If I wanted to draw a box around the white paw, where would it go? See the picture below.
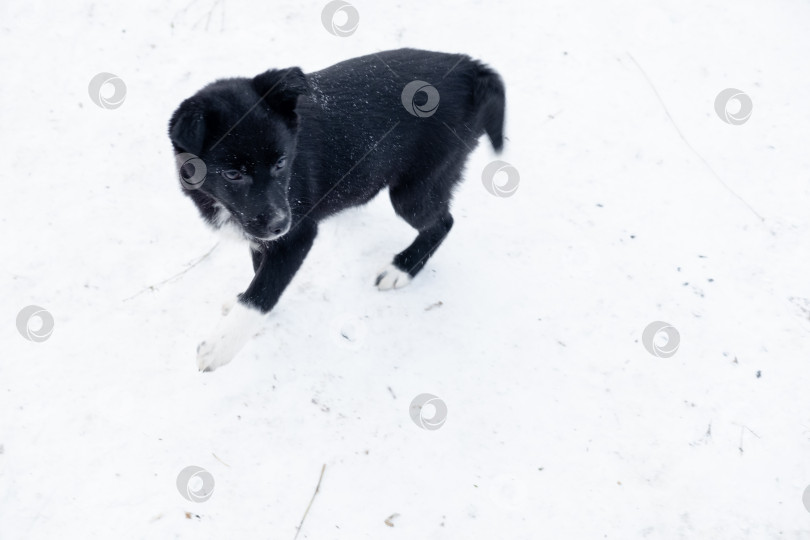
[196,302,265,372]
[221,297,237,316]
[196,339,234,372]
[375,264,412,291]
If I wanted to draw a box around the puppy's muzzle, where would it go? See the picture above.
[245,212,291,240]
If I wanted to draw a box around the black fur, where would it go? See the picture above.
[169,48,506,314]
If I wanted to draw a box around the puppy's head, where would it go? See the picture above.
[169,68,309,242]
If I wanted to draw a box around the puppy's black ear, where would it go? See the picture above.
[252,68,309,126]
[169,99,206,155]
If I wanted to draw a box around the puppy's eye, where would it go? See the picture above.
[221,169,243,181]
[274,156,287,170]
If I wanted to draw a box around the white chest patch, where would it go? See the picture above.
[212,202,232,227]
[211,203,259,249]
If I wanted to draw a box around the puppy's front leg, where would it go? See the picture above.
[196,222,318,372]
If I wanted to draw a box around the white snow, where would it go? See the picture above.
[2,0,810,538]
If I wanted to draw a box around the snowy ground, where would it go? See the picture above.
[2,0,810,538]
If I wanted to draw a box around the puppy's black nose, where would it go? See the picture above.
[248,213,289,238]
[268,214,289,236]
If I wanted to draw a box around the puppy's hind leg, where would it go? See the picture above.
[375,181,454,291]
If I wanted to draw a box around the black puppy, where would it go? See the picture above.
[169,48,505,371]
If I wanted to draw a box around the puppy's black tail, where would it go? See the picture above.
[473,63,506,153]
